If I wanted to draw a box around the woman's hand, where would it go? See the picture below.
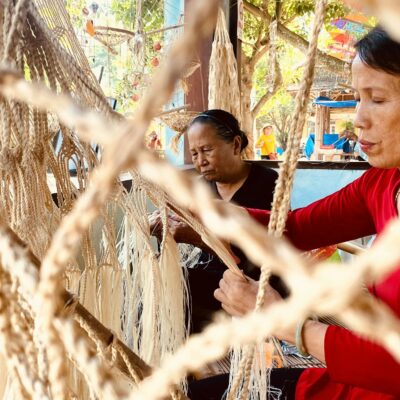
[149,210,163,240]
[149,211,204,247]
[167,215,204,247]
[214,270,282,317]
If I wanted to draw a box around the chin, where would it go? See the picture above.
[368,155,400,169]
[202,174,216,181]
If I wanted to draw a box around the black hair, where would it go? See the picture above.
[188,109,249,151]
[355,26,400,75]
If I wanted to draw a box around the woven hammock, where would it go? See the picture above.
[0,0,214,398]
[0,1,375,400]
[208,8,241,121]
[159,110,198,133]
[94,27,132,49]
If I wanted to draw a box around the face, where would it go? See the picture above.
[352,56,400,168]
[187,122,241,182]
[263,126,272,135]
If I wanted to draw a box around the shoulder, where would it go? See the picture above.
[249,163,279,181]
[357,167,399,189]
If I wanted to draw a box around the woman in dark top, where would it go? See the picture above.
[151,109,278,331]
[187,110,277,208]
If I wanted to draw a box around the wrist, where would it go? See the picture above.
[277,318,317,345]
[296,317,318,357]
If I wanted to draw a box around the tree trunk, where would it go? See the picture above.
[241,58,255,159]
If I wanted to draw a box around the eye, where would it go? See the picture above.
[372,98,385,104]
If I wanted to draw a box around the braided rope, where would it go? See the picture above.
[228,1,329,398]
[0,2,399,400]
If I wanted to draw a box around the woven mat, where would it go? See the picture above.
[192,314,344,380]
[194,350,325,380]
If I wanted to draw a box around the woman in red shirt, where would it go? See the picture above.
[192,27,400,399]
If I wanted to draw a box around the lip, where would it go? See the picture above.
[359,139,377,152]
[201,170,214,175]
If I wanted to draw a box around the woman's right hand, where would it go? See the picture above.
[214,270,281,317]
[149,211,204,247]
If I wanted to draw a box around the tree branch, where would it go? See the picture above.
[243,0,349,74]
[251,58,283,116]
[249,43,270,70]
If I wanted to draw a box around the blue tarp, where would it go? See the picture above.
[304,133,346,158]
[314,100,357,108]
[314,96,357,109]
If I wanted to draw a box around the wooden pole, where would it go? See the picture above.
[314,105,322,159]
[314,105,330,160]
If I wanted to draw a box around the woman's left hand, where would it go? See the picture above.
[214,270,282,317]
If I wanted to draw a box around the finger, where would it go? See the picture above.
[168,213,183,222]
[148,211,161,226]
[223,269,244,283]
[214,287,228,304]
[219,278,231,298]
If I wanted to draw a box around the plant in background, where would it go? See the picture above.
[340,120,354,131]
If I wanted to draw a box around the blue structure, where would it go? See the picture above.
[313,97,357,109]
[304,134,346,158]
[304,97,357,158]
[291,168,365,208]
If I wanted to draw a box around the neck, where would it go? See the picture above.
[216,162,250,201]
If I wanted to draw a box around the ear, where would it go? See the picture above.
[233,136,242,155]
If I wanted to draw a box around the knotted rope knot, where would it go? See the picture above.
[0,147,21,170]
[47,114,60,140]
[21,151,34,170]
[107,331,120,364]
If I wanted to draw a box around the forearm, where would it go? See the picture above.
[279,320,328,363]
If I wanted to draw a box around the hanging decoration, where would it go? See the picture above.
[326,13,371,62]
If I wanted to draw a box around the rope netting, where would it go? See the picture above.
[0,0,399,400]
[208,8,242,123]
[225,2,328,399]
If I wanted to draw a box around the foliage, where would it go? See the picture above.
[111,0,164,32]
[66,0,166,114]
[257,90,296,150]
[241,0,355,138]
[339,120,355,131]
[66,0,87,27]
[282,0,348,22]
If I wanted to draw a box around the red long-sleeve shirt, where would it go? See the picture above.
[247,167,400,399]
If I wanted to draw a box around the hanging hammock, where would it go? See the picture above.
[208,8,242,122]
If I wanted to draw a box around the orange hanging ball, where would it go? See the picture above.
[151,57,159,67]
[153,41,162,51]
[86,20,95,37]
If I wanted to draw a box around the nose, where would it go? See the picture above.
[353,101,371,131]
[197,153,209,166]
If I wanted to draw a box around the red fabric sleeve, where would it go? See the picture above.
[325,325,400,395]
[246,208,270,226]
[247,171,376,251]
